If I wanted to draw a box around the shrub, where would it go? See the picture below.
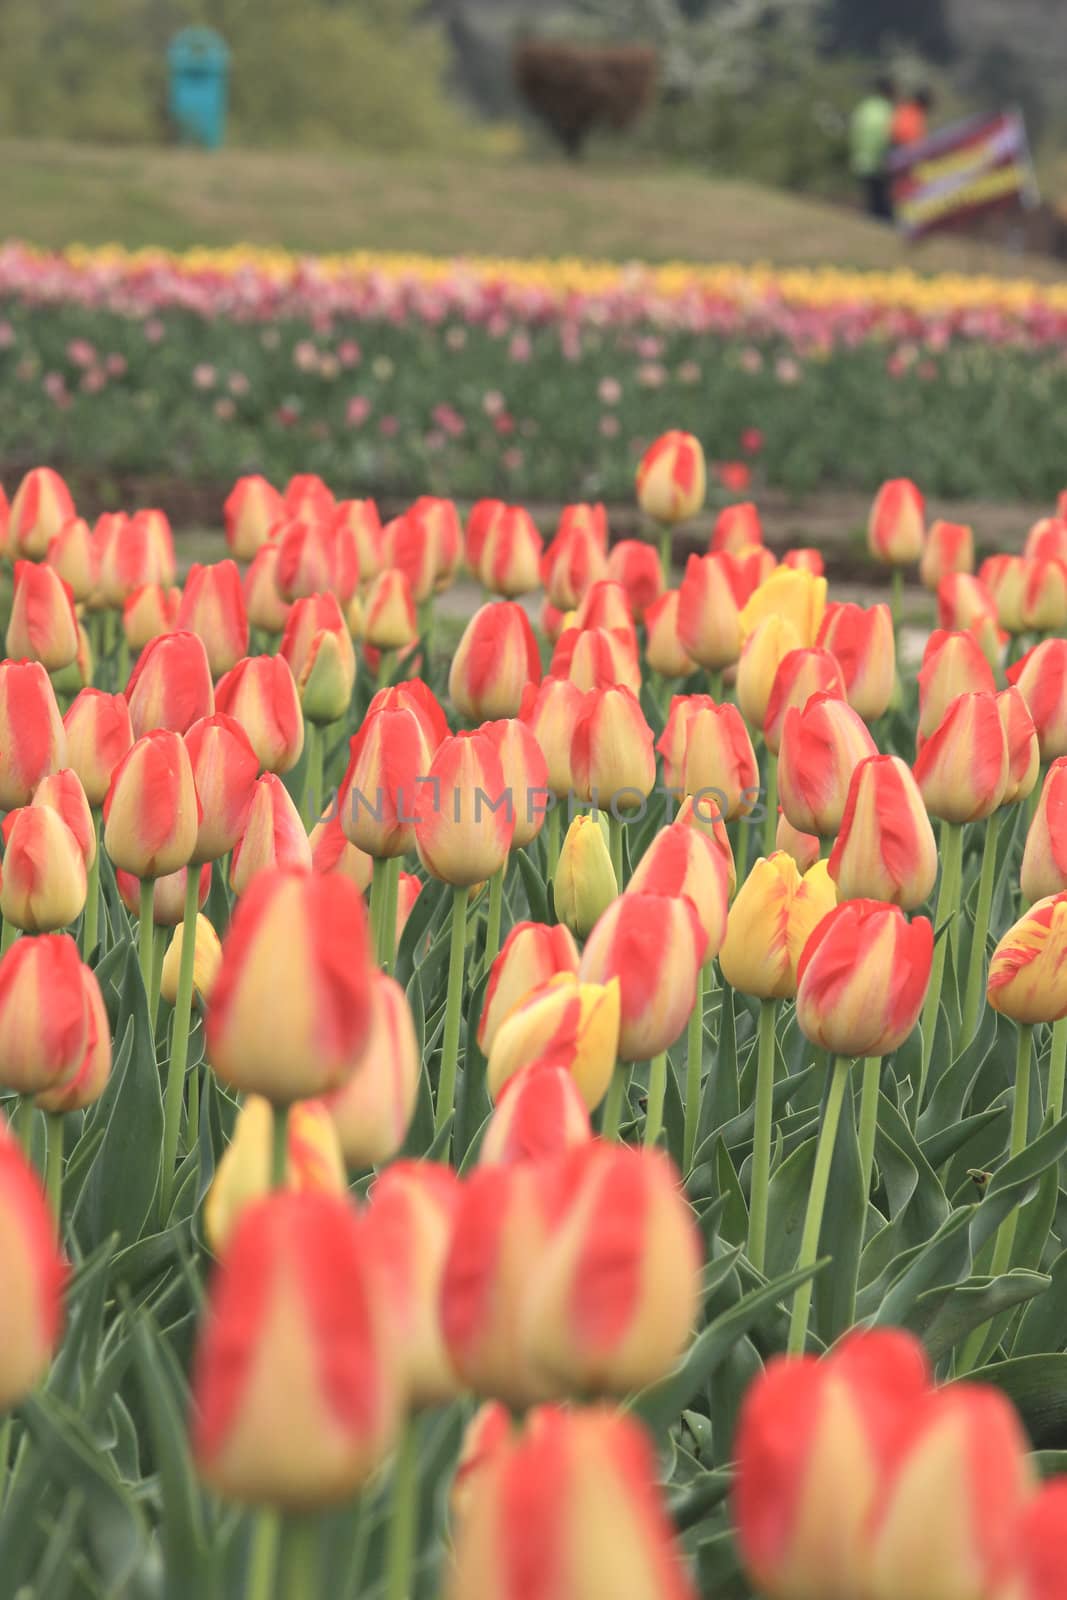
[513,40,658,157]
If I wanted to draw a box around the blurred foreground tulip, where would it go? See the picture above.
[324,972,420,1168]
[0,1127,67,1409]
[478,921,579,1056]
[0,934,89,1094]
[711,499,762,553]
[480,1063,592,1167]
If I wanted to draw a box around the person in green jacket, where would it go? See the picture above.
[850,76,896,222]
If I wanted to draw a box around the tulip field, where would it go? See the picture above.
[3,429,1067,1600]
[5,243,1067,504]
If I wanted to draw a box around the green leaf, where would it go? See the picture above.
[814,1070,865,1345]
[919,1105,1006,1171]
[917,1272,1051,1364]
[131,1314,209,1596]
[629,1259,826,1435]
[970,1114,1067,1260]
[1014,1248,1067,1358]
[967,1354,1067,1450]
[514,846,548,925]
[870,1208,973,1327]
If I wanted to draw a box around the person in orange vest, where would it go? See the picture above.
[892,87,932,149]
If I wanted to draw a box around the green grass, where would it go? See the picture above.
[1,138,1060,277]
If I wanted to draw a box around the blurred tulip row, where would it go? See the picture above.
[1,434,1067,1598]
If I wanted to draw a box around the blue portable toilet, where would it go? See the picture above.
[168,27,230,150]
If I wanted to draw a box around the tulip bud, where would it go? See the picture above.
[868,477,925,564]
[364,1161,462,1407]
[123,584,180,653]
[636,430,706,523]
[449,601,541,721]
[938,571,998,635]
[572,579,637,636]
[553,813,618,940]
[230,773,312,895]
[175,560,249,679]
[363,567,417,650]
[45,517,95,603]
[126,631,215,739]
[366,679,448,752]
[273,518,336,603]
[797,899,932,1056]
[243,544,291,635]
[0,660,66,809]
[1021,556,1067,633]
[279,594,356,725]
[989,1481,1067,1600]
[0,1127,67,1410]
[865,1386,1034,1600]
[830,754,937,910]
[981,554,1027,634]
[988,892,1067,1023]
[284,473,333,522]
[207,869,373,1103]
[480,1063,592,1167]
[730,544,778,601]
[415,731,515,887]
[579,893,706,1059]
[763,648,846,755]
[446,1406,698,1600]
[776,811,821,873]
[59,690,131,809]
[677,552,744,671]
[520,675,584,798]
[817,600,896,721]
[524,1143,702,1396]
[439,1163,554,1406]
[642,590,695,679]
[184,713,259,864]
[920,520,974,589]
[779,692,878,837]
[0,933,89,1093]
[35,962,111,1113]
[6,561,79,672]
[720,853,836,1000]
[733,1328,931,1600]
[487,971,621,1109]
[100,507,176,603]
[782,547,825,576]
[542,521,607,610]
[484,717,549,850]
[204,1094,346,1253]
[103,730,200,879]
[605,539,663,617]
[116,862,211,928]
[466,499,505,575]
[711,499,762,553]
[476,505,543,597]
[340,707,432,860]
[914,692,1009,824]
[309,810,373,891]
[323,971,420,1168]
[379,509,437,603]
[1022,758,1067,904]
[160,912,222,1007]
[571,686,655,812]
[479,920,580,1056]
[918,629,997,739]
[998,685,1040,806]
[333,498,383,581]
[736,614,804,731]
[214,656,305,774]
[192,1190,399,1508]
[9,467,75,562]
[223,474,284,560]
[1007,638,1067,762]
[628,821,729,955]
[0,806,87,932]
[659,696,759,821]
[31,768,95,867]
[1025,514,1067,561]
[551,624,641,697]
[675,794,737,895]
[740,567,827,650]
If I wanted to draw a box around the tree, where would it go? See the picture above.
[821,0,955,65]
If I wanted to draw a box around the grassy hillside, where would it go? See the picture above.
[1,138,1059,276]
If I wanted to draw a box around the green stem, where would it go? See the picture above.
[608,813,624,886]
[278,1513,318,1600]
[787,1055,851,1354]
[734,805,751,887]
[989,1024,1034,1279]
[961,809,1000,1044]
[137,880,155,1009]
[385,1420,419,1600]
[150,922,165,1030]
[159,869,200,1224]
[376,649,395,691]
[0,917,18,955]
[917,819,964,1117]
[1050,1016,1067,1123]
[858,1055,881,1207]
[545,803,561,879]
[81,815,101,959]
[683,962,706,1172]
[369,856,389,967]
[658,522,672,579]
[381,856,401,977]
[271,1103,290,1189]
[891,565,904,634]
[435,885,469,1136]
[15,1097,35,1160]
[644,1052,667,1147]
[246,1511,279,1600]
[747,998,777,1273]
[762,748,778,857]
[45,1112,64,1228]
[484,864,504,975]
[301,720,323,828]
[708,668,723,703]
[601,1064,628,1141]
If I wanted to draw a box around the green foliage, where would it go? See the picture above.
[0,0,469,150]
